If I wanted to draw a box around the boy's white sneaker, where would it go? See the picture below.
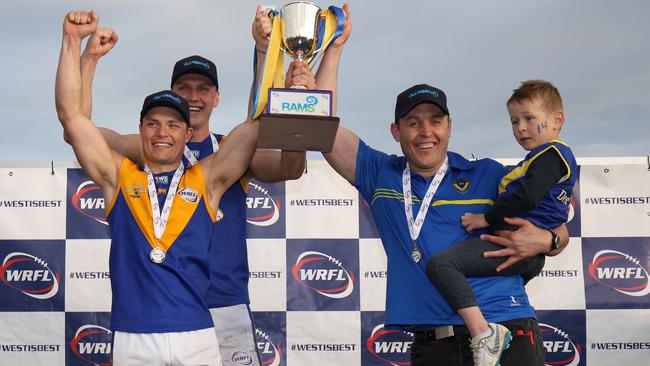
[469,322,512,366]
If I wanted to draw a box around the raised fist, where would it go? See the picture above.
[63,10,98,40]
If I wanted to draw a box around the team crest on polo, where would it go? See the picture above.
[361,312,412,366]
[246,180,285,238]
[537,310,586,366]
[253,312,286,366]
[0,240,65,311]
[359,194,380,238]
[583,237,650,308]
[65,312,112,366]
[452,178,470,194]
[66,168,110,239]
[287,239,359,310]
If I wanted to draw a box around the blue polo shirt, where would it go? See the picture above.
[354,140,536,327]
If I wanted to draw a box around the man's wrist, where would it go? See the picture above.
[81,52,101,63]
[544,228,560,254]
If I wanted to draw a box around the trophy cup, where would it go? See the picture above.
[253,2,344,152]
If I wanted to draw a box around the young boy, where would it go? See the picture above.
[426,80,577,366]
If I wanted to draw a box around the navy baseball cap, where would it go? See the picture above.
[394,84,449,123]
[140,90,190,125]
[170,55,219,89]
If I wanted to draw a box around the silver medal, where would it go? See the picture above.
[411,248,422,263]
[150,247,166,264]
[402,157,449,266]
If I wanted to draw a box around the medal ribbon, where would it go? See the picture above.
[183,133,219,166]
[402,156,449,254]
[250,6,344,119]
[144,162,184,250]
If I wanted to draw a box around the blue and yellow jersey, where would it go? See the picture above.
[354,140,535,327]
[498,140,577,229]
[184,133,251,308]
[106,159,216,333]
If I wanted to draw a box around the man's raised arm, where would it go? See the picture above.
[55,11,119,196]
[203,120,260,210]
[314,4,359,184]
[245,6,306,183]
[77,21,143,164]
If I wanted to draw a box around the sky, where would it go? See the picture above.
[1,0,648,163]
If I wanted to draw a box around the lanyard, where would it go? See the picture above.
[183,133,219,166]
[143,162,184,263]
[402,156,449,263]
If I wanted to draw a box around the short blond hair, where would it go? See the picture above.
[507,80,563,114]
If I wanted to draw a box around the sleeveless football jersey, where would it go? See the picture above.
[106,159,216,332]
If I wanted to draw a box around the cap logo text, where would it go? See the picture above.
[409,89,438,98]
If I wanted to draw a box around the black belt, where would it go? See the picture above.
[413,325,469,342]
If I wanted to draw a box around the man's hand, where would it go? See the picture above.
[82,27,118,61]
[480,217,552,272]
[330,4,351,48]
[285,60,316,89]
[252,5,272,52]
[63,10,98,40]
[461,212,488,233]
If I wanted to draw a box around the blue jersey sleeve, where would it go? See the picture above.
[353,139,392,202]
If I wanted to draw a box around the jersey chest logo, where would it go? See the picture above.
[452,178,470,194]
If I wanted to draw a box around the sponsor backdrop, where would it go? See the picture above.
[1,158,649,366]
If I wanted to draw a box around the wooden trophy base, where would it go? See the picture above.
[257,113,340,152]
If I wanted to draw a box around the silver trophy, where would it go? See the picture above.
[280,2,321,63]
[257,2,341,152]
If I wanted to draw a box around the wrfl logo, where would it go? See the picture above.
[281,95,318,113]
[70,324,113,366]
[1,252,61,300]
[255,328,281,366]
[539,323,581,366]
[291,250,355,299]
[365,323,412,366]
[588,249,650,296]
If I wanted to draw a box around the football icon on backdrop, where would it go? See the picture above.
[291,250,355,299]
[71,180,107,225]
[0,240,65,311]
[583,235,650,308]
[539,323,582,366]
[588,249,650,297]
[247,182,281,227]
[69,324,112,366]
[287,239,359,311]
[252,312,286,366]
[1,251,61,300]
[66,312,112,366]
[67,168,110,239]
[536,310,585,366]
[361,311,412,366]
[246,180,285,238]
[365,324,412,366]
